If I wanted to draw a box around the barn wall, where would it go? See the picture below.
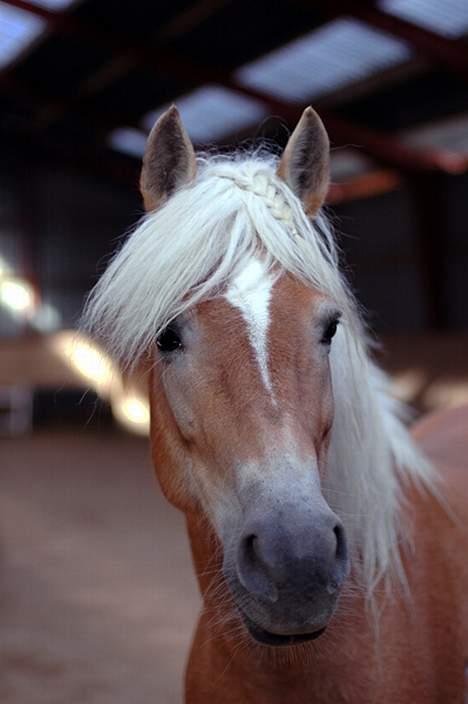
[332,188,426,332]
[333,180,468,333]
[0,157,140,333]
[444,172,468,329]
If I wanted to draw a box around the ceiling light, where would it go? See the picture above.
[0,278,35,316]
[112,393,150,435]
[51,332,116,397]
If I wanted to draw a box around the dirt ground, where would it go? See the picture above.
[0,430,200,704]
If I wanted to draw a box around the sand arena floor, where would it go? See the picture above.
[0,430,200,703]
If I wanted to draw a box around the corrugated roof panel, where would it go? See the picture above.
[143,85,267,144]
[0,1,45,68]
[27,0,79,9]
[330,149,373,180]
[402,114,468,152]
[235,18,412,103]
[381,0,468,38]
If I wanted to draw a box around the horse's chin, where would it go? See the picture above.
[239,609,328,647]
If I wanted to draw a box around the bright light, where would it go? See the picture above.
[51,332,116,397]
[50,331,150,436]
[112,393,150,435]
[0,278,35,315]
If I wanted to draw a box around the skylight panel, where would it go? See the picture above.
[26,0,78,9]
[235,18,412,102]
[109,127,147,158]
[380,0,468,39]
[0,1,45,69]
[402,114,468,153]
[330,149,373,181]
[143,85,267,144]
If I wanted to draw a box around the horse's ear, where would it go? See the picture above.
[140,105,197,212]
[277,106,330,217]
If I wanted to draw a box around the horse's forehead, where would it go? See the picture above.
[196,262,322,338]
[222,260,322,329]
[224,259,276,392]
[195,261,323,393]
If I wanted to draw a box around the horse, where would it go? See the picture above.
[83,105,468,703]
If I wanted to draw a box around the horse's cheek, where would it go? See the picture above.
[148,386,199,514]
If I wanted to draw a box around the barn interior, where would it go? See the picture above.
[1,1,467,702]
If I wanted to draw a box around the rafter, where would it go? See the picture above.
[327,169,400,204]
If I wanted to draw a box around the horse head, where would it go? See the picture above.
[141,106,349,645]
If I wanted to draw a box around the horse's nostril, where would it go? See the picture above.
[237,532,278,602]
[333,523,347,562]
[243,534,258,567]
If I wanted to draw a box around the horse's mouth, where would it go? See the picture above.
[240,611,327,647]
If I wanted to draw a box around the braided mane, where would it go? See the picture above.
[215,172,297,228]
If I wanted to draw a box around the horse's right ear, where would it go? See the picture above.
[140,105,197,212]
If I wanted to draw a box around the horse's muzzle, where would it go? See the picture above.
[227,498,350,646]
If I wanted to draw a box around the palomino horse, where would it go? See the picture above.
[84,105,468,703]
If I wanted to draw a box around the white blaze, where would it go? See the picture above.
[225,258,275,397]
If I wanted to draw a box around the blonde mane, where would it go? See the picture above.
[83,151,436,594]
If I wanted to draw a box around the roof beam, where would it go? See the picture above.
[327,169,400,204]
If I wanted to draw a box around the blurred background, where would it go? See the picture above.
[0,0,467,702]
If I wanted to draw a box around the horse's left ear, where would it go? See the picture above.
[140,105,197,212]
[277,106,330,217]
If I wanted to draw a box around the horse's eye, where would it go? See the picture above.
[156,325,183,353]
[321,317,339,346]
